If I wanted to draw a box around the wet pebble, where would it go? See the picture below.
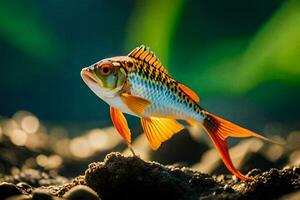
[5,194,31,200]
[247,168,262,177]
[149,129,209,165]
[32,189,54,200]
[292,166,300,174]
[0,182,22,199]
[16,182,32,194]
[279,190,300,200]
[63,185,100,200]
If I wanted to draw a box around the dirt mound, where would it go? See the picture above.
[1,152,299,200]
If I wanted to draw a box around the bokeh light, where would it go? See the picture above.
[287,131,300,149]
[87,129,110,151]
[36,154,63,169]
[266,145,284,162]
[47,154,63,169]
[289,150,300,166]
[2,119,18,136]
[21,115,39,134]
[26,132,47,149]
[36,154,48,167]
[0,125,2,140]
[70,137,93,158]
[10,129,27,146]
[54,138,71,157]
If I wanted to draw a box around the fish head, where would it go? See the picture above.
[81,56,131,98]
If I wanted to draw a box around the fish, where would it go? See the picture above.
[81,45,279,180]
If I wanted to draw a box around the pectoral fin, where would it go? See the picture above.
[110,107,131,145]
[141,117,184,150]
[120,93,151,115]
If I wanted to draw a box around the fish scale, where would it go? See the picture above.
[128,62,204,122]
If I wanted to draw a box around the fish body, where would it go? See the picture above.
[81,45,277,180]
[84,55,203,121]
[127,60,204,121]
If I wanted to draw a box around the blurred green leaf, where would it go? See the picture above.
[125,0,185,66]
[180,38,250,95]
[236,0,300,92]
[183,0,300,95]
[0,1,62,63]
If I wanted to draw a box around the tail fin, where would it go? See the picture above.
[202,111,278,180]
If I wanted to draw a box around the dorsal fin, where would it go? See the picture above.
[178,83,200,102]
[128,45,168,74]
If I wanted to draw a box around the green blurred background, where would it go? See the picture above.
[1,0,300,136]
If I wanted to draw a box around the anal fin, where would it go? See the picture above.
[141,117,184,150]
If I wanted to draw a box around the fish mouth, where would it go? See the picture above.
[81,68,97,84]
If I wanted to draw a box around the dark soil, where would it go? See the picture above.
[0,152,299,200]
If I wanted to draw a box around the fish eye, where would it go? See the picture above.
[98,64,113,76]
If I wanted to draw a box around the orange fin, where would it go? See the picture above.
[128,45,168,74]
[178,83,200,102]
[110,107,131,145]
[141,117,184,150]
[120,93,151,115]
[202,112,249,180]
[202,112,281,180]
[205,112,280,143]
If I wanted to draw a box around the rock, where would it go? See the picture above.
[0,153,299,200]
[85,152,224,200]
[63,185,100,200]
[0,168,68,188]
[0,136,38,174]
[55,175,86,197]
[238,152,275,173]
[123,129,210,166]
[192,138,274,175]
[0,182,22,199]
[149,129,210,166]
[192,148,221,174]
[235,166,300,199]
[16,182,32,194]
[5,194,31,200]
[279,190,300,200]
[32,189,54,200]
